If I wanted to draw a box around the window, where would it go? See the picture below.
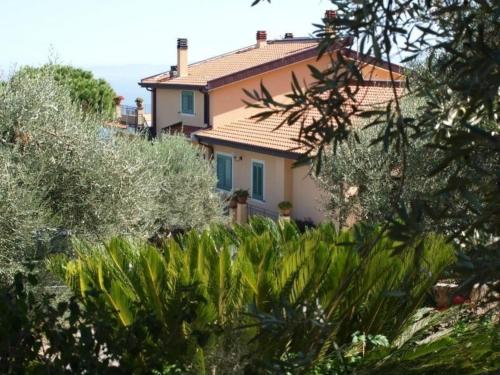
[216,154,232,191]
[181,90,194,115]
[252,161,264,201]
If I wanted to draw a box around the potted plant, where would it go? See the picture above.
[234,189,249,204]
[135,97,144,109]
[113,95,125,105]
[227,193,238,209]
[278,201,293,216]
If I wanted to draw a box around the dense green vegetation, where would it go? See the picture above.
[13,64,116,118]
[0,69,224,282]
[316,122,444,227]
[0,218,453,373]
[249,0,499,282]
[0,0,498,372]
[246,0,499,373]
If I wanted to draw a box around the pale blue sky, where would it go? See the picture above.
[1,0,330,69]
[0,0,331,109]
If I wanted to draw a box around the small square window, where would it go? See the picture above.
[181,91,194,115]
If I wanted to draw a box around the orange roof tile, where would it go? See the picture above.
[141,39,319,87]
[194,85,405,156]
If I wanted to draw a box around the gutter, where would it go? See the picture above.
[194,134,301,160]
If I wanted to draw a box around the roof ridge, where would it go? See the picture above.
[187,44,257,67]
[187,38,319,68]
[269,37,320,43]
[141,39,321,83]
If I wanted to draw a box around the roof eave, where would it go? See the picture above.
[138,37,404,91]
[194,133,302,160]
[138,81,207,90]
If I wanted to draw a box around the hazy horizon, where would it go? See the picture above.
[2,0,330,113]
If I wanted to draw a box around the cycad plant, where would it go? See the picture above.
[50,217,454,373]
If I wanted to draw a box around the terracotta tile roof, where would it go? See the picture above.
[141,39,319,87]
[196,116,308,154]
[162,124,201,137]
[194,85,405,156]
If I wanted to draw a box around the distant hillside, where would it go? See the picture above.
[89,64,165,113]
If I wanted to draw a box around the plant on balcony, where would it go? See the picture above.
[227,193,238,209]
[278,200,293,216]
[233,189,249,204]
[113,95,124,105]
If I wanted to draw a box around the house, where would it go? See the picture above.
[139,12,404,224]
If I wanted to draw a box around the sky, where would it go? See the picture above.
[0,0,331,108]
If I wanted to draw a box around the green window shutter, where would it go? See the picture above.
[216,154,232,191]
[252,162,264,201]
[216,155,224,189]
[181,91,194,114]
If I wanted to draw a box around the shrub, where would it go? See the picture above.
[278,201,293,210]
[0,270,194,373]
[233,189,250,202]
[0,69,224,282]
[0,150,49,283]
[51,217,455,372]
[12,64,116,118]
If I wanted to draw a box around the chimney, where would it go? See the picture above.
[169,65,177,78]
[256,30,267,48]
[177,38,188,77]
[324,10,336,36]
[284,32,294,39]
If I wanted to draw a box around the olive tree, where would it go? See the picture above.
[12,64,116,118]
[246,1,498,371]
[316,96,450,228]
[317,124,445,228]
[249,0,499,280]
[0,69,225,281]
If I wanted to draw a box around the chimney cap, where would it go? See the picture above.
[177,38,188,49]
[256,30,267,41]
[284,32,294,39]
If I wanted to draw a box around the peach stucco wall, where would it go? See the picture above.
[153,53,400,223]
[154,56,401,131]
[156,88,206,132]
[209,55,331,128]
[292,164,327,224]
[213,145,326,223]
[208,56,401,128]
[213,145,289,216]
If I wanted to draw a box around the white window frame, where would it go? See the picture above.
[180,90,195,116]
[215,152,234,192]
[251,159,265,202]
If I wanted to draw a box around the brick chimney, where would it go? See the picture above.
[324,10,336,36]
[284,33,294,39]
[256,30,267,48]
[177,38,188,77]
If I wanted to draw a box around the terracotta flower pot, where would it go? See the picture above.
[237,196,248,204]
[280,208,291,216]
[229,198,238,209]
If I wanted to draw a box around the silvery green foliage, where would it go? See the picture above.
[136,136,226,234]
[0,150,48,282]
[316,123,443,227]
[0,69,224,281]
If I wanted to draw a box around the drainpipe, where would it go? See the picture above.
[151,88,157,138]
[203,90,210,128]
